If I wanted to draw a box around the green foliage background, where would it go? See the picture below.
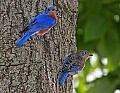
[76,0,120,93]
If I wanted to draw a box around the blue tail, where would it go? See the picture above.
[58,72,69,86]
[16,33,31,48]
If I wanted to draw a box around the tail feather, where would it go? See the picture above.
[16,33,31,48]
[58,72,69,86]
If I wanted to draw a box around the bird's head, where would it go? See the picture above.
[78,50,93,61]
[44,6,56,15]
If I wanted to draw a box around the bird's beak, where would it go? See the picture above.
[89,54,93,56]
[50,10,54,13]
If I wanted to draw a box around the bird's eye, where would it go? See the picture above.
[82,53,84,55]
[82,52,86,55]
[48,9,50,11]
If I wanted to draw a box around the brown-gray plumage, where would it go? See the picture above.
[58,50,93,86]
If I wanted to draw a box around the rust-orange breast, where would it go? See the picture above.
[37,28,51,35]
[47,11,58,25]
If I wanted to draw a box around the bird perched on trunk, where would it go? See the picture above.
[16,6,58,48]
[58,50,93,86]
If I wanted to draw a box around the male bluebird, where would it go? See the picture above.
[58,50,93,86]
[16,6,58,48]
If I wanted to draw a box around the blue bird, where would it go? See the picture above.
[58,50,93,86]
[16,6,58,48]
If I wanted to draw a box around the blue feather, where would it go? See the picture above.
[16,33,32,48]
[16,6,56,48]
[58,72,69,86]
[16,25,42,48]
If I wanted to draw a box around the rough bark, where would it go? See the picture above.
[0,0,78,93]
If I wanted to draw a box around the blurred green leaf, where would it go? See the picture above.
[108,3,120,15]
[75,73,87,93]
[76,34,96,50]
[77,29,84,35]
[84,16,110,42]
[97,39,106,57]
[76,0,120,93]
[86,77,116,93]
[101,0,116,4]
[105,30,120,67]
[85,0,102,18]
[83,60,91,76]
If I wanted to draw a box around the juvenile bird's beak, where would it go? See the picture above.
[89,54,93,56]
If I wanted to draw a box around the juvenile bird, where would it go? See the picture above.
[16,6,58,48]
[58,50,93,86]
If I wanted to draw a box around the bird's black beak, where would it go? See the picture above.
[89,54,93,56]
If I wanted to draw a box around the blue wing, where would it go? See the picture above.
[68,64,84,72]
[62,54,84,73]
[58,72,69,86]
[58,54,85,86]
[20,14,56,33]
[16,14,56,47]
[63,55,70,65]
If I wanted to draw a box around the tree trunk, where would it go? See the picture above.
[0,0,78,93]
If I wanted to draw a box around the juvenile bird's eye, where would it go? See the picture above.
[82,52,87,55]
[82,53,85,55]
